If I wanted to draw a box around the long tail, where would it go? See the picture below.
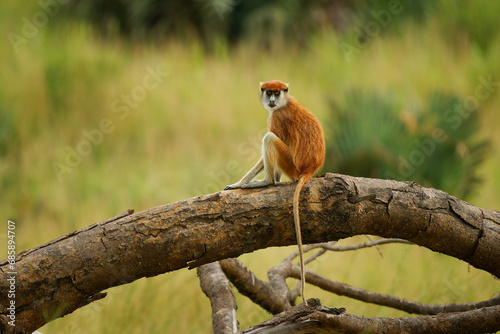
[293,175,308,305]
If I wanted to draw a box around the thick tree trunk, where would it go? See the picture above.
[1,173,499,333]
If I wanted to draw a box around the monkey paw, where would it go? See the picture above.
[224,184,239,190]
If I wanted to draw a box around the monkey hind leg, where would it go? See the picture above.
[263,132,299,182]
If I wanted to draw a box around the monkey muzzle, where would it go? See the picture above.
[268,95,277,108]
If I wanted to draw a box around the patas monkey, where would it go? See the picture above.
[225,80,325,305]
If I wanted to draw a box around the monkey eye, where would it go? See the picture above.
[274,91,280,96]
[266,91,272,96]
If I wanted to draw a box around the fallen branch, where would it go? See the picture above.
[1,173,499,333]
[241,299,500,334]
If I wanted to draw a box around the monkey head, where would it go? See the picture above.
[260,80,289,113]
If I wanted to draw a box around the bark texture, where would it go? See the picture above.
[1,173,499,333]
[241,298,500,334]
[198,262,238,334]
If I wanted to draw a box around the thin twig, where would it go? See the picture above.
[284,238,411,265]
[364,235,385,259]
[321,238,412,252]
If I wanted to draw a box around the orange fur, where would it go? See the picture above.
[260,80,288,92]
[268,94,325,180]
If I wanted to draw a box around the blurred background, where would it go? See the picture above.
[1,0,499,332]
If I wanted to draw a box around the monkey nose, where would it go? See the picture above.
[269,101,276,108]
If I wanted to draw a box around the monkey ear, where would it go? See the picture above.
[284,82,289,93]
[259,82,264,91]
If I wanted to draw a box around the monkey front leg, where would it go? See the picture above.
[225,132,281,190]
[224,157,268,190]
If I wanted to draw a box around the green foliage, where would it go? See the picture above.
[61,0,500,54]
[435,1,500,52]
[350,0,438,24]
[324,91,488,199]
[0,96,16,158]
[62,0,328,49]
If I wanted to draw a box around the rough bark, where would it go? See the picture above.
[198,262,238,334]
[1,173,499,333]
[219,258,291,314]
[240,299,500,334]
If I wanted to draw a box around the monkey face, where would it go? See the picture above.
[260,80,289,113]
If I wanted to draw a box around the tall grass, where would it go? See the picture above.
[1,1,500,333]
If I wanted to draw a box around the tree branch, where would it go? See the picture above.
[241,299,500,334]
[198,262,238,334]
[219,259,291,314]
[1,173,499,333]
[284,265,500,315]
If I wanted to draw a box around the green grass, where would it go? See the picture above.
[1,1,500,333]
